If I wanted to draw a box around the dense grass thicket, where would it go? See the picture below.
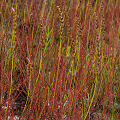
[0,0,120,119]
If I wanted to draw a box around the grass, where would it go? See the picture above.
[0,0,120,119]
